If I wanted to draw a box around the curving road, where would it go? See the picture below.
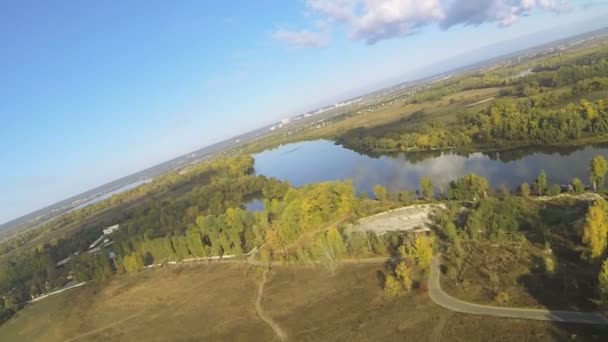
[428,254,608,325]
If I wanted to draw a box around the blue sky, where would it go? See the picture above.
[2,0,608,223]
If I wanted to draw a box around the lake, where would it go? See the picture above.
[68,178,153,212]
[252,140,608,195]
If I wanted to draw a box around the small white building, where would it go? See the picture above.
[103,224,120,235]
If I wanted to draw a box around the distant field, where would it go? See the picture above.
[2,262,606,341]
[0,264,273,342]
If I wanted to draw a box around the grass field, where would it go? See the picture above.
[2,261,607,341]
[0,263,273,342]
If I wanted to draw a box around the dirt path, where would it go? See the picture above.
[255,269,288,341]
[63,311,143,342]
[429,311,452,342]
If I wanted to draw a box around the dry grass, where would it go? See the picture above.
[0,263,273,342]
[1,261,606,341]
[262,263,606,341]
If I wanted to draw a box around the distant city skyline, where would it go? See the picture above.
[2,0,608,224]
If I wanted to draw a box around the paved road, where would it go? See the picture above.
[428,254,608,325]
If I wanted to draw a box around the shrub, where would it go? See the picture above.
[495,291,510,305]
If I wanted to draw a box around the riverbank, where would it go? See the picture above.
[345,134,608,156]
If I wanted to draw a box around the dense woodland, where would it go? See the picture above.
[339,48,608,153]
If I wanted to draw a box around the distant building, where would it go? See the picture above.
[103,224,120,235]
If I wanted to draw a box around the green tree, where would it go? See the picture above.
[536,170,548,196]
[373,185,388,201]
[582,200,608,261]
[446,173,489,201]
[590,155,608,191]
[548,184,561,196]
[420,177,434,200]
[572,177,585,194]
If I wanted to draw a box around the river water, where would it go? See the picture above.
[252,140,608,195]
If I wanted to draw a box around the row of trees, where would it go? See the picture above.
[338,46,608,154]
[341,98,608,152]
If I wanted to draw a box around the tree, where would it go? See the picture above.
[316,227,346,275]
[395,262,413,293]
[590,155,608,191]
[572,177,585,194]
[446,174,489,201]
[124,253,144,273]
[544,255,557,276]
[384,275,403,296]
[520,183,531,197]
[536,170,548,196]
[420,177,434,200]
[413,235,434,271]
[582,200,608,261]
[373,185,388,201]
[548,184,561,196]
[599,259,608,303]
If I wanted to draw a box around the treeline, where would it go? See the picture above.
[339,46,608,154]
[340,98,608,152]
[0,156,254,257]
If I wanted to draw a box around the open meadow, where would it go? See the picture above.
[1,261,606,341]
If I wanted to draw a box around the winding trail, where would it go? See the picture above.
[255,269,288,341]
[428,254,608,325]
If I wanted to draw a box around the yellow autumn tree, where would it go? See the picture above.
[395,262,413,293]
[582,200,608,261]
[414,235,435,271]
[124,253,144,273]
[384,275,403,296]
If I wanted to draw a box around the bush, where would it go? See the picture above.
[572,177,585,194]
[548,184,562,196]
[495,290,510,305]
[520,183,531,198]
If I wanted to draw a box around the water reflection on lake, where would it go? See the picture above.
[252,140,608,195]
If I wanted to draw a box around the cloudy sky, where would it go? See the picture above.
[1,0,608,224]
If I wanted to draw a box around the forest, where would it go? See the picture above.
[338,47,608,153]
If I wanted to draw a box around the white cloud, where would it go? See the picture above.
[306,0,357,22]
[296,0,567,45]
[272,28,329,48]
[441,0,564,29]
[351,0,445,44]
